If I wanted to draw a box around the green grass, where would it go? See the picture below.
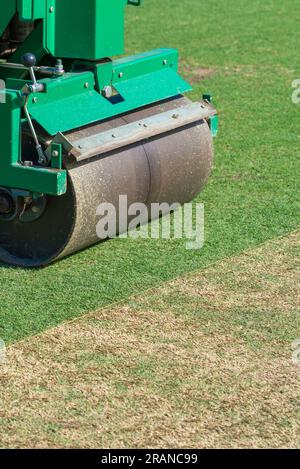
[1,0,300,344]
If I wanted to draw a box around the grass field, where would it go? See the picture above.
[0,0,300,450]
[0,0,299,344]
[1,231,299,448]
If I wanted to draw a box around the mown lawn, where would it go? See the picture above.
[1,0,299,344]
[1,231,299,448]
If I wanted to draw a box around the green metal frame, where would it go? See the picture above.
[1,0,141,59]
[0,0,215,197]
[0,91,66,195]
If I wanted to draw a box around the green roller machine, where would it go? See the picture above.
[0,0,217,267]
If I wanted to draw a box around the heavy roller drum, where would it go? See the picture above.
[0,96,213,267]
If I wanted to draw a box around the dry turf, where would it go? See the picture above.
[0,230,299,449]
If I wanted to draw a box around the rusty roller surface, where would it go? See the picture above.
[0,97,213,267]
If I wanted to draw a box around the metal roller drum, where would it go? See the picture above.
[0,97,213,267]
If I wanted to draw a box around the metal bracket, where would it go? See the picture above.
[52,102,216,163]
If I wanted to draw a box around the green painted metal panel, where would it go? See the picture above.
[17,0,34,20]
[0,91,21,168]
[81,48,177,91]
[28,68,191,135]
[9,164,67,196]
[28,71,97,105]
[113,48,179,79]
[24,49,191,135]
[47,0,127,59]
[45,0,56,54]
[31,92,104,134]
[13,0,141,59]
[210,115,219,138]
[0,2,202,195]
[17,0,48,21]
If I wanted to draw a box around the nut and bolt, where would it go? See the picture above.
[55,59,64,75]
